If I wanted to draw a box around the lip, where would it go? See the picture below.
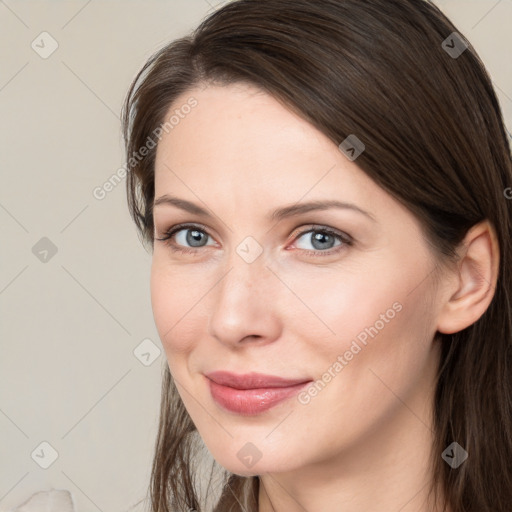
[205,371,312,415]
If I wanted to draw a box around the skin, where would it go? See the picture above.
[150,82,499,512]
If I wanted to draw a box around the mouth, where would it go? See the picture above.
[204,371,313,415]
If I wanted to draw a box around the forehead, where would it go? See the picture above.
[153,83,378,207]
[156,83,331,168]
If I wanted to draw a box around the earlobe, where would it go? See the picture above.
[436,220,499,335]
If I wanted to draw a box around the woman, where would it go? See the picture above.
[121,0,512,510]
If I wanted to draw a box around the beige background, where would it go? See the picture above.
[0,1,511,511]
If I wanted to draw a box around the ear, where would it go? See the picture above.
[436,220,500,335]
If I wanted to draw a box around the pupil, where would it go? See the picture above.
[188,230,205,247]
[313,232,332,249]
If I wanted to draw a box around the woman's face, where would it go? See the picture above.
[151,82,445,476]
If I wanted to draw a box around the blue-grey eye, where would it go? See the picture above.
[295,230,343,251]
[175,228,214,248]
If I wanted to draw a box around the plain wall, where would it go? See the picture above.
[0,1,511,511]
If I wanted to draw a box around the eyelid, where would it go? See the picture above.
[288,224,352,243]
[155,222,216,245]
[156,222,353,255]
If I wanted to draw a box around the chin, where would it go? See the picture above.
[213,451,298,477]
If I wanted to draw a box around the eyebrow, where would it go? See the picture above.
[153,194,376,223]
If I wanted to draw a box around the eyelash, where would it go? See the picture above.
[155,223,353,257]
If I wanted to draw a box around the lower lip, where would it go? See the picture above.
[207,378,312,415]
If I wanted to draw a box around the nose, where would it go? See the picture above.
[207,250,281,348]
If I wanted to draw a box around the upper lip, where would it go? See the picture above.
[205,371,312,390]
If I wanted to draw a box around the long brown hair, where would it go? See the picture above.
[121,1,512,510]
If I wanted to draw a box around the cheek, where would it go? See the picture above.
[326,286,437,420]
[150,255,221,371]
[150,259,198,356]
[299,260,438,409]
[293,293,438,462]
[280,263,405,356]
